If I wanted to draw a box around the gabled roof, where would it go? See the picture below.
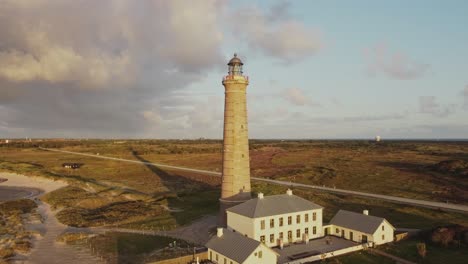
[205,229,260,263]
[226,193,323,218]
[329,210,393,234]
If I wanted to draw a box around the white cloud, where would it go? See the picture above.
[365,43,430,80]
[231,2,322,63]
[419,96,454,117]
[462,85,468,108]
[280,88,318,106]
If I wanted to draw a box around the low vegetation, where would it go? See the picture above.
[0,199,38,261]
[84,232,194,264]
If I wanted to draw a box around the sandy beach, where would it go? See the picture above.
[0,173,67,194]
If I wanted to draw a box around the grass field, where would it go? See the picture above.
[1,139,467,231]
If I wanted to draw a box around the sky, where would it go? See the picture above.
[0,0,467,139]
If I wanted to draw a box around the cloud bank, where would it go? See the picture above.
[0,0,225,137]
[365,44,430,80]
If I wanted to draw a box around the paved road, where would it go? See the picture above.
[39,147,468,214]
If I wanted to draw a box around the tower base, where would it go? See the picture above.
[218,196,251,227]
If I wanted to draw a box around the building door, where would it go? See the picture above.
[350,231,354,241]
[341,230,345,238]
[362,235,368,243]
[324,227,329,235]
[288,231,293,243]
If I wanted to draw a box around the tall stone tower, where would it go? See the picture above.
[219,54,252,226]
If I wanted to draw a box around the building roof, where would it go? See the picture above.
[205,229,260,263]
[226,193,323,218]
[329,210,393,234]
[227,53,243,66]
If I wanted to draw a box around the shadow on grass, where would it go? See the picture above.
[130,150,219,227]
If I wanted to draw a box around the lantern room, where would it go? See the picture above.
[227,53,243,76]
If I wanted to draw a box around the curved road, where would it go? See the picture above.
[39,147,468,214]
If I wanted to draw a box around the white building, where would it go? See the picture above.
[206,191,395,264]
[325,210,395,245]
[206,228,278,264]
[226,189,323,248]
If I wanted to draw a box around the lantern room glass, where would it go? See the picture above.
[228,65,243,76]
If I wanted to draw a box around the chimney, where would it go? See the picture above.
[258,193,264,199]
[363,210,369,215]
[217,228,223,237]
[286,189,293,196]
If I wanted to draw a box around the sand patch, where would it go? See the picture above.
[0,172,67,194]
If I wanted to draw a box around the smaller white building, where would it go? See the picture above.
[206,228,278,264]
[325,210,395,245]
[226,189,323,248]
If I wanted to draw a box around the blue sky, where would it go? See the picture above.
[0,0,467,139]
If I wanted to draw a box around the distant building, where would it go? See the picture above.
[62,163,83,169]
[375,136,381,142]
[226,190,323,248]
[325,210,395,245]
[206,228,278,264]
[5,139,9,144]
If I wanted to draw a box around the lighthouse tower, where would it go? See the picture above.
[219,54,252,226]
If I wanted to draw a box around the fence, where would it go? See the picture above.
[147,252,208,264]
[284,244,367,264]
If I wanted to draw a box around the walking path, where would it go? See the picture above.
[40,147,468,214]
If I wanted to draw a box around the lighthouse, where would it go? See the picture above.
[219,54,252,226]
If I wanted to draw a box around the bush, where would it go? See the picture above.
[416,242,427,258]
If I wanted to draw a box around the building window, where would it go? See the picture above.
[216,254,219,261]
[279,232,283,239]
[288,231,292,240]
[288,216,292,225]
[296,229,301,238]
[224,259,227,264]
[382,234,385,240]
[210,251,212,260]
[336,228,339,234]
[270,219,274,228]
[305,213,309,222]
[296,215,301,224]
[313,226,317,235]
[279,217,284,227]
[270,234,274,243]
[313,212,317,221]
[382,225,385,231]
[305,228,309,234]
[261,220,265,230]
[260,235,265,243]
[258,251,262,258]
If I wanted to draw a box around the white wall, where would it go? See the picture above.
[227,212,255,238]
[243,243,277,264]
[372,220,394,245]
[253,208,323,247]
[327,224,373,243]
[208,244,276,264]
[208,248,239,264]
